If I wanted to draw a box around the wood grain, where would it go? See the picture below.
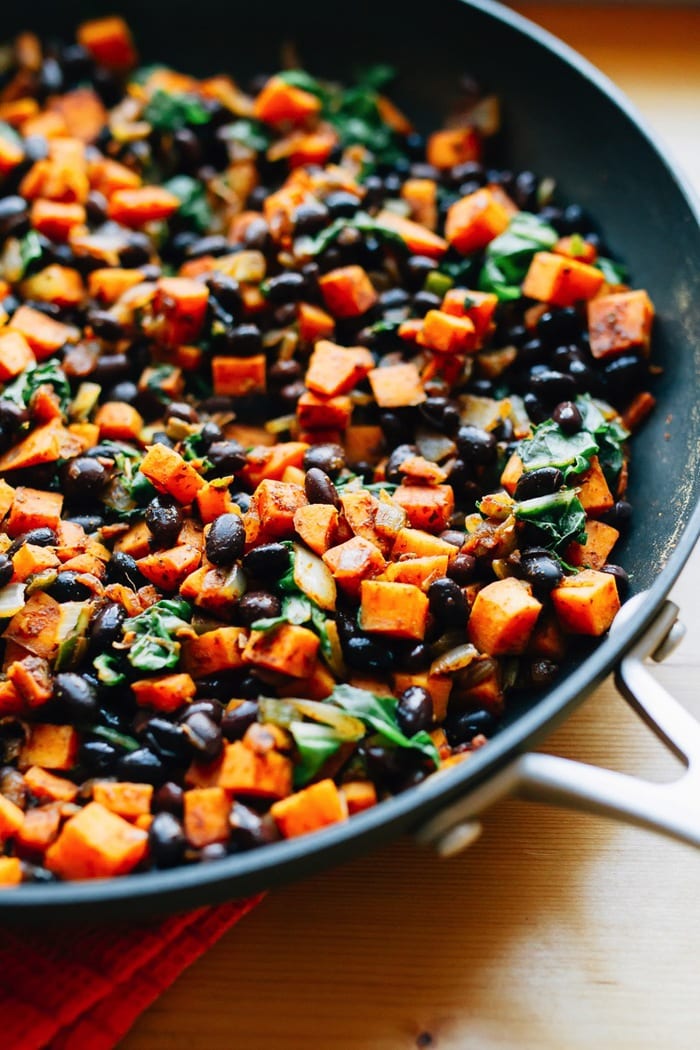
[125,9,700,1049]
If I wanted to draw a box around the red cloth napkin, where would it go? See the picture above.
[0,893,263,1050]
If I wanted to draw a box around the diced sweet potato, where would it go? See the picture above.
[340,780,378,815]
[374,209,447,259]
[500,452,524,495]
[0,133,24,176]
[23,766,79,803]
[94,401,144,442]
[621,391,656,433]
[77,16,137,70]
[0,856,22,886]
[87,267,144,304]
[426,127,481,169]
[136,544,202,590]
[45,801,148,879]
[445,186,516,254]
[7,655,53,707]
[468,577,542,655]
[244,624,320,679]
[212,354,266,397]
[253,75,322,125]
[400,178,438,231]
[0,792,25,840]
[11,543,60,583]
[254,479,308,541]
[155,276,210,346]
[441,287,498,345]
[20,724,79,771]
[554,235,598,264]
[305,340,375,397]
[359,580,429,641]
[0,330,35,382]
[9,304,78,359]
[139,443,206,504]
[194,477,238,524]
[550,568,621,635]
[393,671,452,722]
[384,554,449,591]
[322,535,387,598]
[194,740,292,799]
[391,485,454,533]
[319,265,378,318]
[575,456,615,516]
[521,251,604,307]
[0,422,84,473]
[108,186,180,227]
[239,441,308,489]
[297,391,353,431]
[15,803,62,854]
[182,627,248,677]
[587,290,655,360]
[297,301,335,343]
[131,673,196,713]
[2,591,62,661]
[418,309,477,355]
[184,787,231,848]
[30,199,86,242]
[293,503,339,555]
[392,527,457,561]
[566,520,620,570]
[6,487,63,538]
[270,778,348,838]
[368,363,426,408]
[92,781,154,821]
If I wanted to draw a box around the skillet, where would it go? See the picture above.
[2,0,700,919]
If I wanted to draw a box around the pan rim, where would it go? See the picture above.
[4,0,700,914]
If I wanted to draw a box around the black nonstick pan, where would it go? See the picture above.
[2,0,700,919]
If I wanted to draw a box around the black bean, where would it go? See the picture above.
[601,563,629,599]
[207,440,247,476]
[403,254,438,291]
[199,421,223,449]
[419,397,460,435]
[89,603,126,656]
[117,747,165,785]
[0,554,13,588]
[324,191,360,218]
[385,443,419,484]
[205,271,242,315]
[242,542,290,580]
[243,217,273,253]
[445,708,498,746]
[92,354,130,386]
[0,766,27,810]
[552,400,583,434]
[293,200,330,236]
[180,712,223,759]
[268,359,302,389]
[362,744,415,788]
[186,235,230,259]
[514,466,564,502]
[205,513,246,565]
[518,337,546,367]
[54,673,99,720]
[304,467,339,507]
[519,549,564,597]
[145,495,183,549]
[529,369,578,405]
[238,591,281,628]
[118,232,152,268]
[8,527,56,558]
[603,355,646,399]
[229,801,277,850]
[105,550,147,588]
[222,700,259,741]
[399,642,431,672]
[343,635,393,673]
[264,271,307,304]
[149,811,187,868]
[79,740,119,775]
[428,578,469,628]
[440,529,467,549]
[530,659,559,687]
[142,718,191,762]
[536,307,582,349]
[302,443,346,478]
[0,196,29,240]
[604,499,632,530]
[456,425,497,466]
[183,700,224,725]
[48,571,92,602]
[87,310,123,341]
[412,290,442,317]
[61,456,109,499]
[280,380,305,408]
[397,686,433,736]
[153,782,184,815]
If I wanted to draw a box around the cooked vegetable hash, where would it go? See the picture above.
[0,17,655,883]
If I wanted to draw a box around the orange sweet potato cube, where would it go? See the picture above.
[77,16,137,70]
[445,186,515,254]
[500,452,524,495]
[92,781,154,821]
[23,766,79,803]
[212,354,266,397]
[183,787,231,848]
[341,780,378,815]
[45,801,148,879]
[243,624,320,679]
[427,127,481,170]
[392,527,457,561]
[550,568,621,636]
[139,444,206,504]
[253,75,321,124]
[368,363,426,408]
[587,290,654,360]
[319,265,378,318]
[131,673,197,713]
[94,401,144,442]
[305,340,375,397]
[391,485,454,533]
[108,186,180,227]
[468,577,542,655]
[566,520,620,570]
[9,304,78,360]
[211,740,293,799]
[293,503,340,555]
[441,288,498,344]
[155,276,209,346]
[521,251,604,307]
[0,856,22,885]
[270,778,348,838]
[254,479,307,541]
[136,545,202,591]
[576,456,615,516]
[181,627,247,677]
[418,309,477,355]
[0,792,25,840]
[20,724,79,771]
[0,330,35,381]
[15,803,62,854]
[359,580,429,641]
[322,536,386,599]
[6,486,63,538]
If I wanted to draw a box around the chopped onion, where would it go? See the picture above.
[293,543,337,611]
[0,583,26,619]
[431,642,480,677]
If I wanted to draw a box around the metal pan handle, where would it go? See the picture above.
[416,596,700,857]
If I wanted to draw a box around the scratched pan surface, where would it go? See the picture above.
[2,0,700,919]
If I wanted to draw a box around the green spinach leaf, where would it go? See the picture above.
[289,722,345,787]
[478,212,558,301]
[2,360,71,413]
[163,175,212,233]
[109,598,193,674]
[219,118,272,153]
[519,419,598,479]
[331,684,440,765]
[514,488,587,551]
[143,89,212,131]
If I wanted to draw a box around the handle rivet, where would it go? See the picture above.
[432,820,483,858]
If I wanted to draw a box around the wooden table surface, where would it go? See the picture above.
[126,7,700,1049]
